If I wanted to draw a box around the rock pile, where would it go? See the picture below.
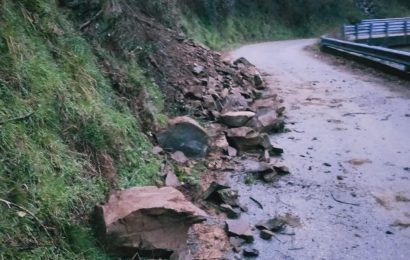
[156,56,285,160]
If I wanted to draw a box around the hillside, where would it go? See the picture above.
[0,0,409,259]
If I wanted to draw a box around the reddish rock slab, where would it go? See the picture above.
[95,186,207,258]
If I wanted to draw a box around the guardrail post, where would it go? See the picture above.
[385,22,389,38]
[355,24,359,40]
[370,23,373,39]
[342,25,346,40]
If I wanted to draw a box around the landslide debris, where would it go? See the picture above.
[95,186,207,259]
[61,2,290,258]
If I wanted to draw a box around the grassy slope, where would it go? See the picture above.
[0,1,163,258]
[180,13,298,50]
[179,1,410,50]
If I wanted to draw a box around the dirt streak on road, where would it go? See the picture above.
[229,39,410,260]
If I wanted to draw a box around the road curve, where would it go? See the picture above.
[229,39,410,260]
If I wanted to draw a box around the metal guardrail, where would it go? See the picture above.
[343,17,410,41]
[320,36,410,73]
[321,18,410,76]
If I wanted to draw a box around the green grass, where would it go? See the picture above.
[178,1,410,50]
[180,13,301,50]
[0,1,163,258]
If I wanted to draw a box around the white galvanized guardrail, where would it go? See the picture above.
[320,36,410,74]
[343,17,410,41]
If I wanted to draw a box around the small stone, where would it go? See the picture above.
[225,219,254,243]
[240,204,249,213]
[260,229,275,240]
[256,218,286,232]
[262,149,270,163]
[171,151,189,164]
[229,237,245,253]
[323,163,332,167]
[262,171,277,183]
[270,145,284,156]
[200,78,208,86]
[165,171,181,187]
[243,247,259,257]
[220,204,240,219]
[192,64,204,75]
[337,175,344,180]
[244,160,274,174]
[227,146,238,157]
[218,189,240,208]
[152,146,164,155]
[233,57,253,67]
[203,182,230,203]
[273,165,290,175]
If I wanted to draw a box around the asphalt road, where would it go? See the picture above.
[228,39,410,260]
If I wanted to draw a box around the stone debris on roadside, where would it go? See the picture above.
[95,186,207,258]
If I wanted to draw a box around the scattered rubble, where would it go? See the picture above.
[148,32,290,256]
[95,186,207,258]
[72,5,292,257]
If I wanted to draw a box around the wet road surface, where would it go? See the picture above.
[229,39,410,260]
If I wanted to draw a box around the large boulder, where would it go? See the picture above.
[157,116,209,158]
[95,186,207,258]
[219,111,255,128]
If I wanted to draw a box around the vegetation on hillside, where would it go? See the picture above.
[177,0,410,49]
[0,1,163,258]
